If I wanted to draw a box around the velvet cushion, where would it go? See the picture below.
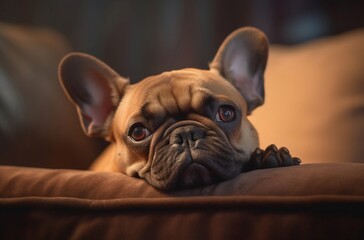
[1,164,364,198]
[1,164,364,239]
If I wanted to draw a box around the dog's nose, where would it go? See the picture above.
[170,125,205,146]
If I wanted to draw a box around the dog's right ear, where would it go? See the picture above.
[58,53,129,140]
[210,27,269,115]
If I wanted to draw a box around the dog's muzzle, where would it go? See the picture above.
[139,120,247,191]
[168,124,218,188]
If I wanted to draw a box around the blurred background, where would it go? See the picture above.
[1,0,363,81]
[0,0,363,169]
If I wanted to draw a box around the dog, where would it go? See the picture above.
[58,27,300,191]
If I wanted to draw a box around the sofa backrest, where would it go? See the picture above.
[250,29,364,163]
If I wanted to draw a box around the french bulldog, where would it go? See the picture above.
[59,27,300,191]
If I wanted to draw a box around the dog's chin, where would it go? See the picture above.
[176,163,218,189]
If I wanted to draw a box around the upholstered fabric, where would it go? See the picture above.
[1,164,364,239]
[1,164,364,198]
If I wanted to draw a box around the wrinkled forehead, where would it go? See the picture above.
[117,68,247,124]
[134,68,245,103]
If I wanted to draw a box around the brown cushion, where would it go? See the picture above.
[1,164,364,239]
[250,29,364,164]
[1,164,364,198]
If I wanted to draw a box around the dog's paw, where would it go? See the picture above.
[246,144,301,171]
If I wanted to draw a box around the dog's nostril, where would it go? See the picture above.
[171,134,183,144]
[170,131,186,145]
[191,128,204,141]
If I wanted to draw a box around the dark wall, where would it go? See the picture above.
[1,0,363,81]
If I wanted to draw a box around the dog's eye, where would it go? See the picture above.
[129,124,151,141]
[215,105,236,122]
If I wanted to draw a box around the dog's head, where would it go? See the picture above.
[59,27,268,191]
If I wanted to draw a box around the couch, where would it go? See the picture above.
[1,25,363,239]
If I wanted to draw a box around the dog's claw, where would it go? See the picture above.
[266,144,279,153]
[293,157,302,165]
[246,144,301,171]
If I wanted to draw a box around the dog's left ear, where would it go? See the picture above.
[210,27,269,114]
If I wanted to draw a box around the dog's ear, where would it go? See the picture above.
[59,52,129,140]
[210,27,269,114]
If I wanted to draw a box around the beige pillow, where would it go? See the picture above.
[250,29,364,163]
